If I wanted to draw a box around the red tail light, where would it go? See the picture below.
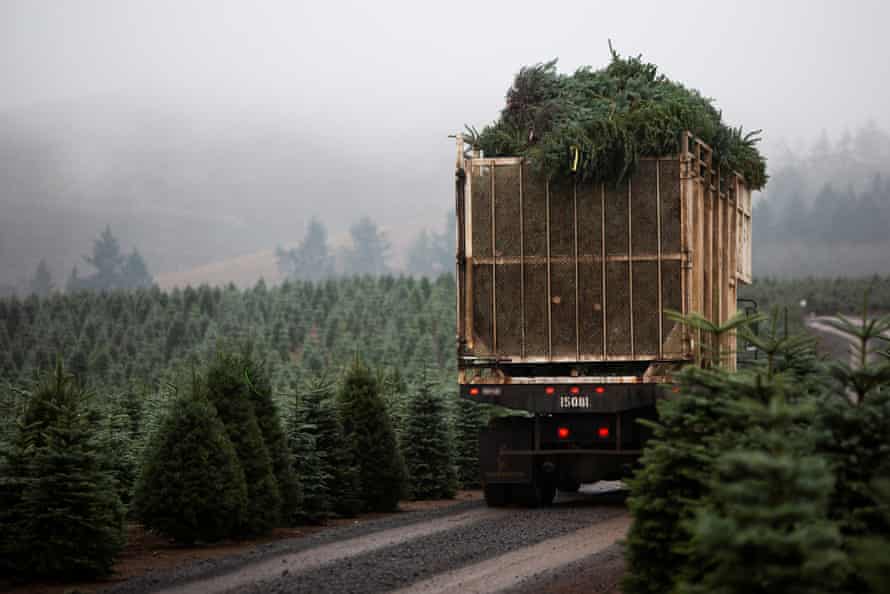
[595,386,605,394]
[557,427,570,439]
[569,386,580,395]
[598,427,610,438]
[469,387,480,396]
[545,386,555,395]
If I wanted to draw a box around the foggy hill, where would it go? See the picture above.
[0,100,451,288]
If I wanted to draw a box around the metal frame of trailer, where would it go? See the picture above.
[452,132,754,504]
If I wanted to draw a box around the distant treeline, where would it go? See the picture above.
[753,122,890,276]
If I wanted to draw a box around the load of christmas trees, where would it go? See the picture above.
[470,45,767,190]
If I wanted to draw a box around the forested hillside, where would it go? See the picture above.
[753,122,890,276]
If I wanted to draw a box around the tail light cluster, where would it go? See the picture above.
[556,425,611,440]
[544,385,606,395]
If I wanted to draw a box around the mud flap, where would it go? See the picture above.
[480,416,534,485]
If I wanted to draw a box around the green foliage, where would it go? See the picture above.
[243,351,302,524]
[471,47,767,189]
[205,352,281,536]
[849,477,890,593]
[454,396,485,489]
[276,217,335,281]
[288,374,362,522]
[1,363,125,578]
[343,217,390,276]
[681,399,846,594]
[627,295,890,594]
[401,376,457,500]
[68,226,153,292]
[338,357,405,512]
[29,259,54,297]
[133,380,247,544]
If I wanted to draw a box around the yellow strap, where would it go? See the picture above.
[570,145,580,172]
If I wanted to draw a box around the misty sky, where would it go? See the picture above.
[2,0,890,283]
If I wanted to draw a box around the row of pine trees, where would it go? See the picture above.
[0,345,488,580]
[623,305,890,594]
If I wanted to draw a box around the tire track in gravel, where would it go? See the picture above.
[234,505,627,594]
[391,514,629,594]
[154,506,502,594]
[101,500,487,594]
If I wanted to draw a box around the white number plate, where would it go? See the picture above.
[559,396,590,409]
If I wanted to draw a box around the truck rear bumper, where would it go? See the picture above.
[461,382,665,413]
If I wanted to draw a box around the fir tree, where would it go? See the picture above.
[338,358,405,512]
[205,352,281,536]
[120,249,153,289]
[454,396,485,489]
[401,376,457,500]
[287,385,328,523]
[1,363,125,577]
[243,351,302,524]
[682,398,846,594]
[83,226,125,290]
[343,217,390,276]
[133,381,247,544]
[29,259,53,297]
[317,395,362,517]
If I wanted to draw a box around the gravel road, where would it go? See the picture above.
[102,485,629,594]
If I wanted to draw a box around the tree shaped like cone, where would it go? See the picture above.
[338,357,404,512]
[401,374,457,500]
[133,380,247,544]
[1,362,125,578]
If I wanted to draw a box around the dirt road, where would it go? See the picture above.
[806,315,890,366]
[102,484,629,594]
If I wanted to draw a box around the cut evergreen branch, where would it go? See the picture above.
[469,46,767,189]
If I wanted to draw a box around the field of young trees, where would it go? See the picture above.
[1,273,889,585]
[0,274,488,580]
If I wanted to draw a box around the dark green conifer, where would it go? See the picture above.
[288,379,329,523]
[338,358,405,512]
[454,396,485,489]
[243,351,302,524]
[683,398,846,594]
[205,352,281,536]
[133,381,247,544]
[401,376,457,500]
[1,363,125,577]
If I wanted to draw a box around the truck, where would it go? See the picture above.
[454,132,754,506]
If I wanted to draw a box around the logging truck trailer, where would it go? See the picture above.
[454,132,754,506]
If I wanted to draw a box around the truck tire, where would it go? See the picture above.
[537,482,557,507]
[484,483,508,507]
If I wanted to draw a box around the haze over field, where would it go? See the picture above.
[3,0,890,290]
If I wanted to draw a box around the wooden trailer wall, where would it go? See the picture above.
[456,133,752,377]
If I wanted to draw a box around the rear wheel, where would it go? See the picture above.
[537,482,557,507]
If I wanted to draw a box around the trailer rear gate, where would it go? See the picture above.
[457,133,752,375]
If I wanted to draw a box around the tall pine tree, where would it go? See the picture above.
[205,352,281,536]
[133,380,247,544]
[338,358,404,512]
[401,376,457,500]
[1,362,125,578]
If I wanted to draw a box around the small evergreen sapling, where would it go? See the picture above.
[243,352,302,524]
[454,395,485,489]
[2,363,125,578]
[401,376,457,500]
[205,352,281,536]
[338,358,405,512]
[133,381,247,544]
